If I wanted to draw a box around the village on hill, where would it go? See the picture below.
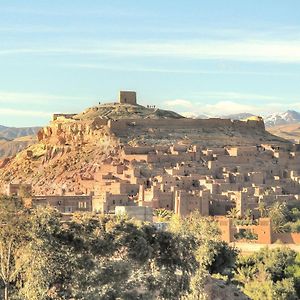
[1,91,300,249]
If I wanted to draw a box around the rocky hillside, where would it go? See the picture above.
[0,103,290,195]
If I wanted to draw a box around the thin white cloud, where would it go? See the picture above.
[0,6,144,18]
[63,63,298,77]
[192,91,283,101]
[203,101,259,115]
[0,26,82,34]
[164,99,194,108]
[3,40,300,63]
[164,97,300,117]
[0,108,51,117]
[0,91,87,104]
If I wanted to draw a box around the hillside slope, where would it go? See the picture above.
[0,103,290,195]
[268,123,300,142]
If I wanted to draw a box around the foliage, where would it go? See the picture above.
[0,202,202,300]
[258,200,268,218]
[5,200,292,299]
[234,247,300,299]
[234,229,258,241]
[0,196,29,300]
[268,202,290,233]
[169,211,238,276]
[226,207,240,219]
[153,208,173,222]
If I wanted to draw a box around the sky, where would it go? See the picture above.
[1,0,300,126]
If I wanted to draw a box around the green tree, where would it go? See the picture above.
[258,200,267,218]
[0,196,28,300]
[16,206,74,300]
[235,247,299,300]
[169,211,238,275]
[17,211,198,300]
[268,202,289,233]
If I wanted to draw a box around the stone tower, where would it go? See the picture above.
[119,91,137,105]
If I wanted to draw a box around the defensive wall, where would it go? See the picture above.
[107,118,265,136]
[217,217,300,245]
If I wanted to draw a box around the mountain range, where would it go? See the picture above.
[263,110,300,127]
[188,110,300,128]
[0,125,41,159]
[0,125,41,140]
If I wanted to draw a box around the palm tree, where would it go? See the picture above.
[227,207,240,219]
[268,201,289,233]
[234,266,256,285]
[258,201,267,218]
[153,208,173,222]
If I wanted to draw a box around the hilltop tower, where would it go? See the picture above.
[119,91,137,105]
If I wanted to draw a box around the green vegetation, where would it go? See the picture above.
[153,208,173,222]
[234,247,300,299]
[268,202,300,233]
[0,197,238,300]
[234,229,258,241]
[1,196,300,299]
[226,208,257,226]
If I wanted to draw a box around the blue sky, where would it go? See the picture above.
[1,0,300,126]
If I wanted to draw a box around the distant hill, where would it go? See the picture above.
[0,125,41,140]
[264,110,300,127]
[0,135,37,159]
[0,125,40,159]
[182,110,300,127]
[267,123,300,143]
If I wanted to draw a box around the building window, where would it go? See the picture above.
[65,207,73,213]
[78,202,87,209]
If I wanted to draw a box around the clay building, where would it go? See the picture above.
[119,91,137,105]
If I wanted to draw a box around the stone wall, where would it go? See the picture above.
[108,118,266,137]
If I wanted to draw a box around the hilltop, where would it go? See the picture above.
[75,103,183,120]
[0,92,290,195]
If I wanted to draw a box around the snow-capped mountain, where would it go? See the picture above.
[264,110,300,127]
[182,112,254,120]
